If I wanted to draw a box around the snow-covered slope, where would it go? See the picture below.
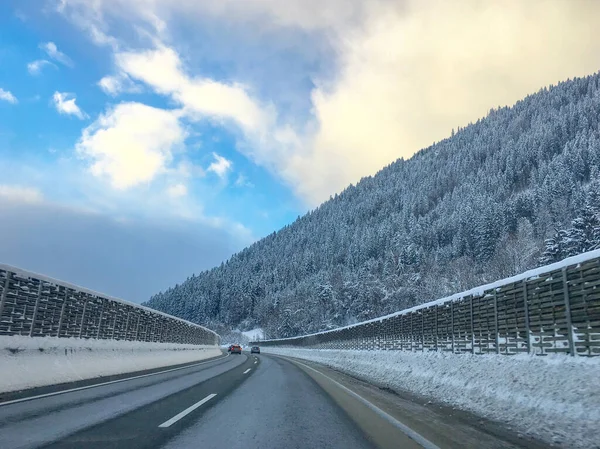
[147,73,600,339]
[241,328,264,341]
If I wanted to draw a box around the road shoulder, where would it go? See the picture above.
[275,354,549,449]
[0,350,227,404]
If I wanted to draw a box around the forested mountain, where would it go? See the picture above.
[145,73,600,339]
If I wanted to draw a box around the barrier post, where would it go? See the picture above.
[56,289,67,337]
[451,302,455,353]
[561,268,576,356]
[29,281,42,336]
[470,296,475,354]
[523,281,531,354]
[0,273,10,326]
[494,290,500,354]
[79,299,88,338]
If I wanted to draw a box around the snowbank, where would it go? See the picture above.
[263,348,600,449]
[0,336,222,394]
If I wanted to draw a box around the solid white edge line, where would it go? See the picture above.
[0,352,230,407]
[243,368,251,374]
[289,358,441,449]
[158,393,217,428]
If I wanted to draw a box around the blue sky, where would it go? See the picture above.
[1,0,599,303]
[0,4,302,234]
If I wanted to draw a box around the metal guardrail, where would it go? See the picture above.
[0,264,220,346]
[254,251,600,356]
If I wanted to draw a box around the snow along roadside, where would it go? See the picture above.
[262,348,600,449]
[0,336,222,394]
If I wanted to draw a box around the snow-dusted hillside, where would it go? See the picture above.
[241,328,264,341]
[146,73,600,339]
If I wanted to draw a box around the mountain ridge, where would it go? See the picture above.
[145,72,600,339]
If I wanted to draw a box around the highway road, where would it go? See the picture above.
[0,351,548,449]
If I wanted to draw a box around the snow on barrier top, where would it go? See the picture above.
[255,249,600,356]
[0,263,219,345]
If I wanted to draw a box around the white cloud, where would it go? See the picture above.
[111,45,293,183]
[97,75,121,95]
[166,183,187,197]
[98,74,142,96]
[27,59,53,75]
[76,102,186,189]
[52,92,87,119]
[57,0,600,206]
[56,0,371,36]
[207,153,232,179]
[115,46,269,133]
[174,160,205,179]
[0,185,43,203]
[234,174,254,188]
[111,45,298,192]
[288,0,600,203]
[0,88,17,104]
[40,42,74,67]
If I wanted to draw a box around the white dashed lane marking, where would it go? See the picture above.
[158,394,217,428]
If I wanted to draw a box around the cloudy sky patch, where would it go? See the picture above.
[1,0,599,301]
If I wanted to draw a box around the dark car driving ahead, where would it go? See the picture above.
[250,346,260,354]
[230,344,242,354]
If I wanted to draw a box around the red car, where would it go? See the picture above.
[230,344,242,354]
